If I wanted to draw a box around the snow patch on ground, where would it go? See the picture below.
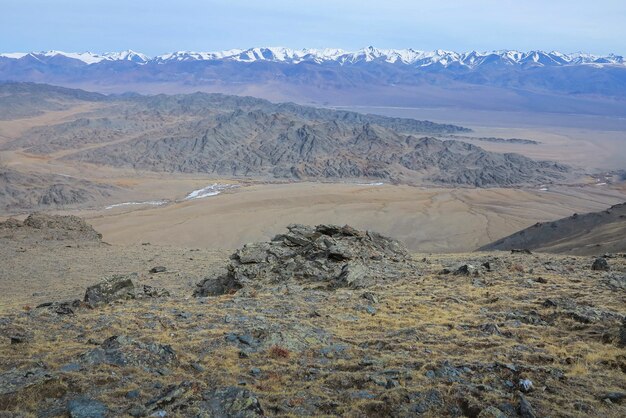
[355,182,385,186]
[105,200,168,210]
[184,183,237,200]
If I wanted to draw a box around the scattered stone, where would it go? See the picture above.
[619,318,626,347]
[601,392,625,404]
[591,257,610,271]
[149,266,167,274]
[479,323,502,336]
[455,264,478,276]
[201,387,264,417]
[145,381,191,411]
[361,291,379,304]
[67,397,109,418]
[518,393,537,418]
[126,390,140,399]
[60,363,82,373]
[36,299,82,315]
[84,274,136,306]
[479,406,507,418]
[141,285,170,298]
[511,249,532,255]
[519,379,533,393]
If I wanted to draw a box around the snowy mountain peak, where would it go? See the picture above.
[1,48,625,68]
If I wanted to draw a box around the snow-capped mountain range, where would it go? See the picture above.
[1,47,624,68]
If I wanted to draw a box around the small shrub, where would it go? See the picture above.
[268,345,291,359]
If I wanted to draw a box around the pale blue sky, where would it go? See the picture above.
[1,0,624,55]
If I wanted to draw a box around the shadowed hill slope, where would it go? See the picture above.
[479,202,626,255]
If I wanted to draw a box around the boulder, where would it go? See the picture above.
[84,274,136,306]
[591,257,610,271]
[194,224,412,296]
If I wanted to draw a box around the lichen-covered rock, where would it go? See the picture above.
[194,224,412,296]
[141,285,170,298]
[84,274,136,306]
[201,387,264,417]
[81,335,176,370]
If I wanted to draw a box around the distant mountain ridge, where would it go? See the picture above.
[2,47,626,116]
[2,47,625,67]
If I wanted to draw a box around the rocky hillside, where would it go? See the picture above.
[480,202,626,255]
[0,167,118,213]
[1,83,571,187]
[0,222,625,417]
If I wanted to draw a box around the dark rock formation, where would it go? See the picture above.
[84,274,136,306]
[194,224,412,296]
[592,257,610,271]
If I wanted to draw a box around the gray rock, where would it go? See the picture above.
[81,335,176,370]
[194,224,412,296]
[601,392,625,404]
[68,397,108,418]
[518,393,537,418]
[201,387,264,417]
[455,264,478,276]
[619,318,626,348]
[145,381,191,411]
[141,285,170,298]
[592,257,610,271]
[361,291,379,304]
[149,266,167,274]
[84,274,136,306]
[335,263,369,288]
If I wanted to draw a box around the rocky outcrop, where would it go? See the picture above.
[83,274,170,306]
[84,274,136,306]
[195,224,412,296]
[81,335,176,370]
[0,212,103,242]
